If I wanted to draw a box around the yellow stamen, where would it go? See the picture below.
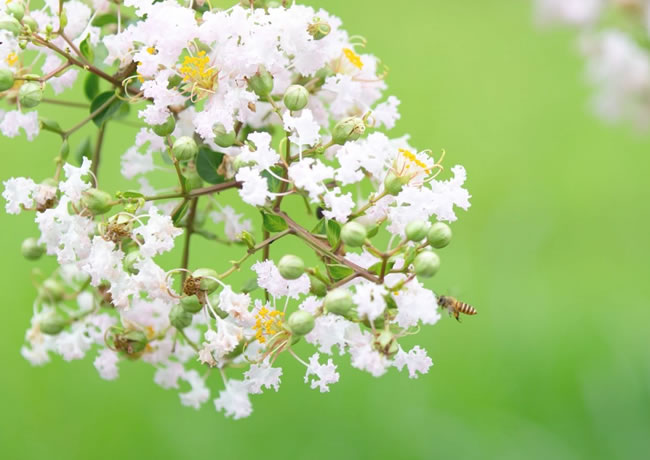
[146,46,156,55]
[6,52,18,67]
[252,306,284,344]
[399,148,430,173]
[343,48,363,70]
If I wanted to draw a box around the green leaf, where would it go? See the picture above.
[326,219,341,248]
[83,74,99,101]
[261,212,288,232]
[80,35,94,64]
[327,264,354,281]
[260,166,284,193]
[90,91,123,127]
[39,118,64,135]
[74,137,93,165]
[93,14,118,27]
[241,278,259,294]
[196,147,225,184]
[172,201,190,226]
[310,218,326,235]
[120,191,144,199]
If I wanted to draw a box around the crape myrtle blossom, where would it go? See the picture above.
[535,0,650,127]
[2,1,473,419]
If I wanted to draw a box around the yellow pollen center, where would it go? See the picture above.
[6,52,18,67]
[252,306,284,344]
[399,148,430,174]
[179,50,214,87]
[146,46,156,55]
[343,48,363,70]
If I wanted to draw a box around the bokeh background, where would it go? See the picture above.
[2,1,650,459]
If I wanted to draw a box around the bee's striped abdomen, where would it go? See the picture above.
[458,302,477,316]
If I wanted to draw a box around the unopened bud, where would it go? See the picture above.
[238,231,256,249]
[7,2,25,20]
[151,115,175,137]
[21,237,45,260]
[82,188,113,214]
[123,251,141,274]
[0,69,14,92]
[58,11,67,30]
[181,295,203,314]
[18,82,43,108]
[332,116,365,145]
[0,15,21,35]
[324,288,354,316]
[384,171,408,196]
[413,251,440,278]
[288,310,315,336]
[192,268,220,293]
[307,18,331,40]
[427,222,452,248]
[374,330,399,357]
[183,169,203,192]
[309,277,327,297]
[172,136,198,161]
[21,15,37,33]
[169,304,193,329]
[213,123,237,148]
[340,221,367,247]
[247,65,274,98]
[405,220,428,242]
[122,330,148,354]
[207,292,229,319]
[40,313,66,335]
[40,279,65,302]
[283,84,309,111]
[278,255,305,280]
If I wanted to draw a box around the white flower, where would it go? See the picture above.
[0,110,40,140]
[372,96,401,129]
[179,369,210,409]
[94,348,119,380]
[353,282,387,321]
[288,157,334,202]
[284,109,321,147]
[305,313,350,355]
[252,259,310,299]
[154,362,185,389]
[535,0,602,26]
[393,280,441,328]
[237,132,280,171]
[322,187,355,223]
[121,146,155,179]
[214,380,252,419]
[304,353,339,392]
[2,177,38,214]
[235,166,270,206]
[132,206,183,258]
[209,205,252,241]
[59,157,92,203]
[393,346,433,379]
[346,324,391,377]
[200,318,244,364]
[218,286,253,326]
[244,361,283,394]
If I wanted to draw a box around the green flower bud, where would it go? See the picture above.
[183,169,203,192]
[238,231,256,250]
[384,171,408,196]
[413,251,440,278]
[309,277,327,297]
[152,115,175,137]
[427,222,452,248]
[18,82,43,108]
[340,221,367,247]
[207,292,228,319]
[332,116,365,145]
[288,310,315,336]
[121,330,148,354]
[58,11,67,30]
[213,123,238,148]
[283,84,309,111]
[277,255,305,280]
[169,304,193,329]
[324,288,355,316]
[180,295,203,314]
[18,39,27,50]
[247,65,274,98]
[124,251,141,274]
[0,15,21,35]
[192,268,220,293]
[307,18,331,40]
[374,330,399,357]
[405,220,428,242]
[81,188,113,215]
[21,237,45,260]
[40,313,66,335]
[172,136,198,161]
[21,15,37,33]
[7,2,25,20]
[40,279,65,302]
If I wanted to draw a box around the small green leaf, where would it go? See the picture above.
[369,259,394,276]
[93,14,118,27]
[80,35,94,64]
[120,191,144,199]
[172,201,190,226]
[83,74,99,101]
[90,91,123,127]
[260,166,284,193]
[241,278,259,294]
[196,147,225,184]
[326,219,341,248]
[327,264,354,281]
[261,212,288,232]
[74,137,93,165]
[39,118,63,135]
[310,218,326,235]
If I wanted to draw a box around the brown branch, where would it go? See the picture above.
[143,180,242,201]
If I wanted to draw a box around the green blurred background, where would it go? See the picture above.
[2,1,650,458]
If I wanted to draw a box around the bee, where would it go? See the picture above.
[437,295,477,322]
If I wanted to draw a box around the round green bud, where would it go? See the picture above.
[40,279,65,302]
[180,295,203,314]
[427,222,452,249]
[374,330,399,357]
[18,82,42,108]
[0,15,21,35]
[405,220,428,242]
[206,292,228,319]
[213,123,238,148]
[283,84,309,111]
[247,65,274,98]
[40,313,66,335]
[307,18,331,40]
[288,310,315,336]
[82,188,113,215]
[183,169,203,191]
[21,237,45,260]
[169,304,193,329]
[340,221,367,247]
[384,171,408,196]
[7,2,25,20]
[123,251,141,275]
[152,115,175,137]
[192,268,220,293]
[21,15,37,33]
[324,288,355,316]
[172,136,198,161]
[122,330,148,354]
[332,116,365,145]
[309,277,327,297]
[413,251,440,278]
[277,255,305,280]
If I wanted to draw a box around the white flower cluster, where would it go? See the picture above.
[1,0,472,419]
[535,0,650,126]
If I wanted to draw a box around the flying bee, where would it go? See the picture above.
[437,295,477,322]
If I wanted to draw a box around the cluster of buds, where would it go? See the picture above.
[2,0,471,419]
